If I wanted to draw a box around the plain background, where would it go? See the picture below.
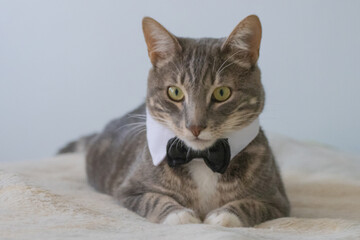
[1,0,359,162]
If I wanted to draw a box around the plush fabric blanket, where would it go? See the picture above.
[1,134,360,240]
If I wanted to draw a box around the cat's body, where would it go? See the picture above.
[61,15,290,227]
[86,103,288,225]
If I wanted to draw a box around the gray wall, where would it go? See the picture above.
[1,0,359,162]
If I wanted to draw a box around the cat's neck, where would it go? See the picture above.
[146,108,260,166]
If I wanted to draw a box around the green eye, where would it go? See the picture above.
[167,86,184,101]
[212,86,231,102]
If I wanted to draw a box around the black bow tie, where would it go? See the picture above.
[166,137,231,174]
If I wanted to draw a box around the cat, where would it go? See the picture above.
[59,15,290,227]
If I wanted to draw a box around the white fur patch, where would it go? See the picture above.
[232,59,251,69]
[162,209,201,225]
[204,211,243,228]
[188,159,220,217]
[249,97,258,105]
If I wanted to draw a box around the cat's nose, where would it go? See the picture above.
[187,125,206,137]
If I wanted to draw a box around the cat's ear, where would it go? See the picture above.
[142,17,182,67]
[222,15,262,66]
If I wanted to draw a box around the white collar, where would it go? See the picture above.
[146,108,260,166]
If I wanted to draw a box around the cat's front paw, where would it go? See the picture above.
[204,211,243,228]
[162,209,201,225]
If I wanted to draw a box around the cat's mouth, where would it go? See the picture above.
[193,138,211,143]
[183,138,216,151]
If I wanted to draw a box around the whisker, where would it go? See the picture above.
[216,50,243,75]
[132,127,146,138]
[115,122,146,133]
[127,113,168,125]
[127,114,146,118]
[217,62,235,75]
[169,137,179,150]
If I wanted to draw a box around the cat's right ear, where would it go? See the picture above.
[142,17,182,67]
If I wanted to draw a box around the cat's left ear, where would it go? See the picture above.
[222,15,262,66]
[142,17,182,67]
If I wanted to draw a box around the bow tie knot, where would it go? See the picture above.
[166,137,231,173]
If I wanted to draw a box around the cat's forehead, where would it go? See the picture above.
[177,37,224,63]
[166,38,243,89]
[165,38,224,87]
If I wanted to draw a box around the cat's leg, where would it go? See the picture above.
[122,192,201,225]
[204,199,284,227]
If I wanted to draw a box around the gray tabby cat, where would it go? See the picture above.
[60,15,290,227]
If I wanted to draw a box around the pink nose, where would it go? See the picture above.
[187,125,206,137]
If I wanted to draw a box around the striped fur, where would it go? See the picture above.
[83,15,290,227]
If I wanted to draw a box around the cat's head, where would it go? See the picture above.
[143,15,264,150]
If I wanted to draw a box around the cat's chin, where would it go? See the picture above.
[183,138,216,151]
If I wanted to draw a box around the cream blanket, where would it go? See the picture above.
[1,134,360,240]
